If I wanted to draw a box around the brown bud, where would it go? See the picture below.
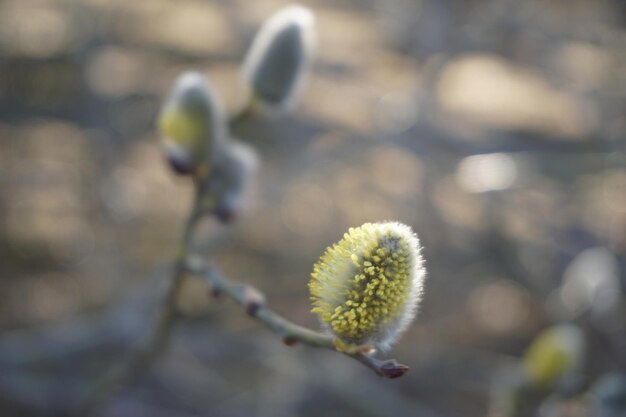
[208,286,222,299]
[244,286,266,316]
[283,336,299,347]
[378,360,409,379]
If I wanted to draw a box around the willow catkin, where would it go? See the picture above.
[309,222,426,353]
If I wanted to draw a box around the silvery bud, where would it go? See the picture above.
[201,139,257,223]
[309,222,426,353]
[242,5,315,111]
[158,72,225,176]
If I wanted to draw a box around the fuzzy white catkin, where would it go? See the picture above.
[242,5,316,110]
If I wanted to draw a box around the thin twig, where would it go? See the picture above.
[228,98,259,134]
[77,187,204,416]
[185,256,409,379]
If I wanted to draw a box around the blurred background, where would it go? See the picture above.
[0,0,625,416]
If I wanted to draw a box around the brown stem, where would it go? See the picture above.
[185,257,409,379]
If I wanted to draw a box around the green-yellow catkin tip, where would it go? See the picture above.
[309,222,425,353]
[158,71,225,175]
[521,324,585,388]
[242,4,315,111]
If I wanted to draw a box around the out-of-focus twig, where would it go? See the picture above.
[228,98,259,135]
[77,187,204,416]
[185,257,409,379]
[0,368,85,414]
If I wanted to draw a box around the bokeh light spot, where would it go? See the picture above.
[456,153,517,193]
[281,182,334,237]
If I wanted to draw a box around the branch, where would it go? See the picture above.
[228,98,259,135]
[77,187,204,416]
[184,256,409,379]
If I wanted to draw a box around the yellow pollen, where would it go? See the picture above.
[309,222,420,351]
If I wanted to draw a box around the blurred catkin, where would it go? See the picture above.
[201,139,257,223]
[521,324,585,389]
[242,5,316,111]
[158,72,226,176]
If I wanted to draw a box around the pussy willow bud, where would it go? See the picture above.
[594,373,626,417]
[242,5,315,110]
[200,139,257,223]
[158,72,225,176]
[521,324,585,389]
[309,222,425,353]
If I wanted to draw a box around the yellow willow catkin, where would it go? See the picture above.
[158,71,225,176]
[521,324,585,388]
[309,222,425,353]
